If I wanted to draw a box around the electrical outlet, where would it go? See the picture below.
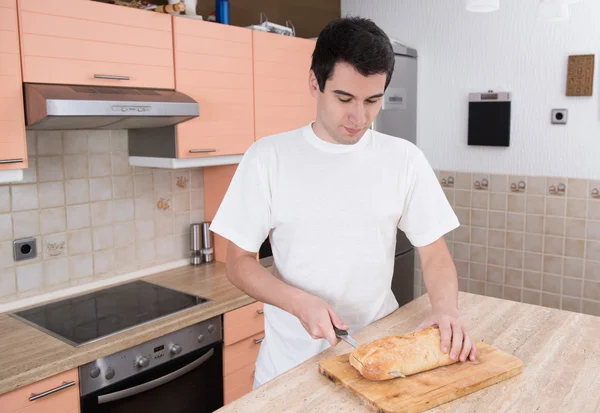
[13,237,37,262]
[551,109,568,125]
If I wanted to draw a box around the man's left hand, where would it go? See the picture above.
[417,309,477,362]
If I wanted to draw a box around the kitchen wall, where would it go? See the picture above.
[342,0,600,179]
[0,130,204,304]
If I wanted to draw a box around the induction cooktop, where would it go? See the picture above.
[10,280,210,347]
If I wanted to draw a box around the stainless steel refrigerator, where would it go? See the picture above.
[372,41,419,308]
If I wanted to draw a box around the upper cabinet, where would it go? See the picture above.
[17,0,174,89]
[0,0,27,171]
[173,16,254,158]
[252,31,316,140]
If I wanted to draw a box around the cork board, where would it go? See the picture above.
[566,54,594,96]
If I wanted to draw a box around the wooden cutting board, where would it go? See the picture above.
[318,341,523,413]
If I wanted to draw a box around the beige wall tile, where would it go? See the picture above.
[544,235,564,256]
[89,177,112,202]
[115,244,137,274]
[92,226,114,251]
[87,131,111,153]
[471,227,487,245]
[564,258,584,278]
[489,193,507,211]
[455,207,470,226]
[454,242,470,261]
[0,269,16,298]
[455,260,469,278]
[587,220,600,241]
[135,196,154,220]
[583,281,600,301]
[490,175,508,193]
[508,194,526,213]
[546,197,566,216]
[63,131,87,154]
[38,182,65,209]
[68,229,92,255]
[567,199,587,219]
[488,230,506,248]
[588,200,600,220]
[542,293,561,309]
[113,222,135,247]
[137,239,156,264]
[93,249,115,275]
[66,204,90,230]
[565,218,586,239]
[545,216,565,237]
[487,265,504,284]
[12,184,38,211]
[134,174,153,195]
[135,219,155,241]
[543,273,561,295]
[471,209,488,228]
[69,254,93,279]
[486,283,503,299]
[0,242,14,270]
[173,192,191,214]
[526,215,545,234]
[470,245,487,263]
[527,176,546,195]
[457,279,467,293]
[526,195,545,215]
[112,176,134,199]
[16,263,43,293]
[471,191,489,209]
[89,154,111,178]
[156,236,176,262]
[506,250,524,269]
[37,131,63,156]
[469,280,485,295]
[470,262,486,281]
[582,300,600,317]
[506,231,524,250]
[455,190,471,207]
[507,213,525,232]
[40,207,66,235]
[0,187,9,213]
[113,199,134,223]
[505,268,523,287]
[42,232,67,258]
[562,297,581,313]
[489,211,506,230]
[90,201,113,227]
[12,210,39,238]
[0,214,12,241]
[38,156,64,182]
[509,176,527,193]
[21,161,37,184]
[546,177,567,196]
[563,277,582,298]
[43,258,69,288]
[64,155,88,179]
[443,188,454,205]
[488,247,505,266]
[524,252,543,272]
[110,153,132,176]
[543,255,563,275]
[110,130,128,153]
[586,241,600,260]
[523,289,541,305]
[155,214,174,236]
[472,174,490,190]
[154,170,173,193]
[567,178,588,198]
[565,238,585,258]
[503,286,522,302]
[524,271,542,290]
[585,260,600,281]
[65,179,89,205]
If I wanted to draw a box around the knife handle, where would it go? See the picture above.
[333,327,348,337]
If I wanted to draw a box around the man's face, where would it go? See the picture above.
[309,62,387,145]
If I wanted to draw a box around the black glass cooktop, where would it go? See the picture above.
[11,280,209,347]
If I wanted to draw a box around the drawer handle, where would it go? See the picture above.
[0,158,24,164]
[189,149,217,153]
[257,309,264,315]
[29,381,76,401]
[254,337,264,344]
[94,74,130,80]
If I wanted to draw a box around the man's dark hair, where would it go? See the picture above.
[310,16,395,93]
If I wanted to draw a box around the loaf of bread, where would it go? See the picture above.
[349,326,458,380]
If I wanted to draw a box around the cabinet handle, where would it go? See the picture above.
[94,74,130,80]
[189,149,217,153]
[254,337,264,344]
[29,381,76,401]
[0,158,24,164]
[257,309,264,315]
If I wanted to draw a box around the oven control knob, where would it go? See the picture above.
[90,367,101,378]
[197,334,205,343]
[171,344,182,355]
[208,324,215,333]
[137,357,149,368]
[105,368,115,380]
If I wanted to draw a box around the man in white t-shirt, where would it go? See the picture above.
[210,16,477,388]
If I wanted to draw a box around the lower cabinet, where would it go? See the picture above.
[0,369,80,413]
[222,301,265,404]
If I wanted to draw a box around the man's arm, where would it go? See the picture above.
[225,241,348,346]
[416,236,477,362]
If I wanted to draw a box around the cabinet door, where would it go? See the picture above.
[17,0,174,89]
[173,17,254,158]
[0,0,27,170]
[252,32,316,140]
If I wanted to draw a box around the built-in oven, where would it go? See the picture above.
[79,316,224,413]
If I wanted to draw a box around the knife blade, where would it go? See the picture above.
[333,327,406,378]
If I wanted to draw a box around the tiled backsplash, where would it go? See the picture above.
[414,171,600,316]
[0,130,204,304]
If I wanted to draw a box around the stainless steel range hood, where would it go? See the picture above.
[24,83,199,130]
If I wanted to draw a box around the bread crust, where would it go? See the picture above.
[349,326,458,380]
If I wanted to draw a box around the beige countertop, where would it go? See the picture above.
[217,292,600,413]
[0,262,254,396]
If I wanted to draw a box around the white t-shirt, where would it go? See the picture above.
[209,122,459,386]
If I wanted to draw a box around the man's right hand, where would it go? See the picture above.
[291,292,348,346]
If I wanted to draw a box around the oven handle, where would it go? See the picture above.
[98,348,215,404]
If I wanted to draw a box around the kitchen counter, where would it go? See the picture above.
[216,292,600,413]
[0,262,255,396]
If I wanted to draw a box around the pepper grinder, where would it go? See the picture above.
[201,221,214,263]
[190,223,203,265]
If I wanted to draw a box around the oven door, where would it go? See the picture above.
[81,342,223,413]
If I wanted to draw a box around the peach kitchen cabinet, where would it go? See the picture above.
[252,31,317,140]
[172,16,255,159]
[17,0,174,89]
[222,301,265,404]
[0,0,27,170]
[0,368,79,413]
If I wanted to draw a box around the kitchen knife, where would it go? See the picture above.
[333,327,406,378]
